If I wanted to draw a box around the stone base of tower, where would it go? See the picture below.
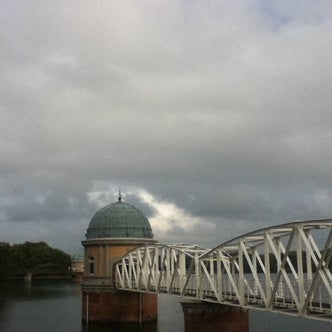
[181,299,249,332]
[82,287,158,324]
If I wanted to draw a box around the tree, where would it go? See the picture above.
[0,242,71,278]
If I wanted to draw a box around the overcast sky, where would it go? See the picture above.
[1,1,332,254]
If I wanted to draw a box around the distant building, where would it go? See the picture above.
[81,195,158,324]
[71,247,84,281]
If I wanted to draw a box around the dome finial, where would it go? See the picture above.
[118,187,122,202]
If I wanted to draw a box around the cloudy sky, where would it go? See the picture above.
[1,1,332,254]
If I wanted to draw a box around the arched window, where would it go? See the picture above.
[88,256,95,274]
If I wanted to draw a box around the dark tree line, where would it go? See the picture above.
[0,241,71,278]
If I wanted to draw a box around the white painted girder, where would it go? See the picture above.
[115,220,332,321]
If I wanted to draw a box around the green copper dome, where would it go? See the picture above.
[71,247,84,261]
[86,200,153,239]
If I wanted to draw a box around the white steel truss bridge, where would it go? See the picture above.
[115,219,332,321]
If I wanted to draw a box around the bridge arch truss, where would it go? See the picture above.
[115,220,332,320]
[115,243,207,296]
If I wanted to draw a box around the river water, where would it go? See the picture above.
[0,280,332,332]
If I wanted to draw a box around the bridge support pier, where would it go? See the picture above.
[180,300,249,332]
[82,287,158,324]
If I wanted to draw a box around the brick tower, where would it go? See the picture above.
[81,194,158,324]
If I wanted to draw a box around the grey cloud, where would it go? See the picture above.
[1,1,332,251]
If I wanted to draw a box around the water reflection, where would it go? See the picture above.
[0,280,78,300]
[0,280,182,332]
[1,280,331,332]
